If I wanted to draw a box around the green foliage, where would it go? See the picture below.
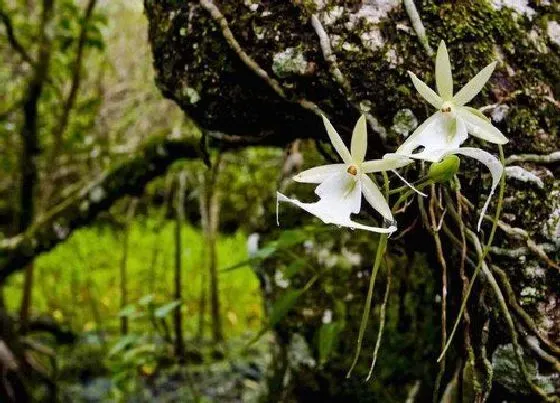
[4,217,262,337]
[154,300,182,318]
[316,320,344,367]
[267,289,304,329]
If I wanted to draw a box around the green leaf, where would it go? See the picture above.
[138,294,154,306]
[253,244,277,259]
[276,229,308,248]
[268,289,304,328]
[109,334,138,356]
[246,276,317,348]
[284,259,306,279]
[317,321,344,366]
[118,304,137,318]
[122,344,157,362]
[154,300,181,318]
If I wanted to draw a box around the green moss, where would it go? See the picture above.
[147,0,560,154]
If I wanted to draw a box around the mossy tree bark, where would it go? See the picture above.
[145,1,560,401]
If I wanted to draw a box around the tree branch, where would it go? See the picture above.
[0,136,206,282]
[45,0,98,191]
[505,151,560,166]
[0,8,34,64]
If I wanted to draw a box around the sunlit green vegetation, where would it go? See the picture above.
[4,219,262,337]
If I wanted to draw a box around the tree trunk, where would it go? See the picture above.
[197,175,208,342]
[19,0,55,329]
[173,171,187,358]
[208,171,222,344]
[200,154,224,344]
[145,1,560,401]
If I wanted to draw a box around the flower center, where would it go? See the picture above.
[347,165,358,176]
[440,102,455,118]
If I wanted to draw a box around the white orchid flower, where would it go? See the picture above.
[396,41,509,230]
[277,115,412,233]
[397,40,508,162]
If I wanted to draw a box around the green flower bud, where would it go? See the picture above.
[428,155,461,183]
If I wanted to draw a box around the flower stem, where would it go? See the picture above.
[347,173,391,378]
[346,233,387,378]
[366,255,391,381]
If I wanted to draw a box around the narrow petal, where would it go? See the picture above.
[362,155,413,173]
[396,112,468,162]
[351,115,368,164]
[435,41,453,100]
[408,71,444,109]
[462,106,489,121]
[449,147,503,231]
[322,115,352,164]
[293,164,344,183]
[361,174,393,222]
[457,108,508,144]
[452,61,497,106]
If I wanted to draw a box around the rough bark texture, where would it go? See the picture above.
[145,1,560,401]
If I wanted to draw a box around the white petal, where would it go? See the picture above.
[396,112,468,162]
[435,41,453,100]
[408,71,444,109]
[449,147,503,231]
[321,115,352,164]
[277,190,396,233]
[457,108,508,144]
[452,62,497,106]
[351,115,368,164]
[361,155,413,173]
[293,164,344,183]
[315,172,361,214]
[361,174,393,222]
[276,173,396,233]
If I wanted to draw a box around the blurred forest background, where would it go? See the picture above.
[1,0,559,402]
[0,0,287,400]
